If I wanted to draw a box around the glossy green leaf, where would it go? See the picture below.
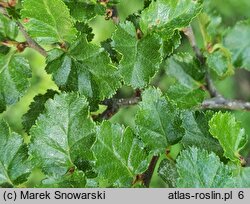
[224,20,250,70]
[167,84,206,109]
[140,0,203,37]
[209,112,248,162]
[21,0,77,44]
[164,53,204,89]
[135,87,184,154]
[158,159,178,187]
[0,119,31,187]
[40,170,86,188]
[0,14,18,40]
[46,35,121,103]
[112,21,162,88]
[0,53,31,113]
[22,90,58,133]
[181,111,223,155]
[30,93,96,177]
[93,121,149,187]
[176,147,233,187]
[64,0,105,22]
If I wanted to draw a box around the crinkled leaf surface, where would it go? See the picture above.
[224,20,250,70]
[46,35,121,103]
[93,121,149,187]
[0,54,31,113]
[112,21,162,88]
[164,53,204,89]
[206,49,234,77]
[231,167,250,188]
[209,112,247,162]
[30,93,96,177]
[0,14,18,40]
[135,87,184,154]
[181,111,223,156]
[140,0,203,37]
[21,0,77,43]
[167,84,205,109]
[0,120,31,187]
[158,159,178,187]
[64,0,105,22]
[40,170,86,188]
[22,90,58,133]
[176,147,233,188]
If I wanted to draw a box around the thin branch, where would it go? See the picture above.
[93,96,141,121]
[0,7,47,57]
[141,156,159,188]
[16,21,47,57]
[183,26,221,97]
[202,97,250,111]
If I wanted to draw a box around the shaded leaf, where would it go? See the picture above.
[22,90,58,133]
[93,121,149,187]
[164,53,204,89]
[176,147,233,187]
[209,112,248,163]
[135,87,184,154]
[40,170,86,188]
[181,111,223,155]
[224,20,250,70]
[46,35,121,103]
[0,53,31,113]
[167,84,206,109]
[0,119,31,187]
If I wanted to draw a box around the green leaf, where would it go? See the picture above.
[135,87,184,154]
[0,14,18,40]
[29,93,96,177]
[40,170,86,188]
[140,0,203,37]
[167,84,206,109]
[209,112,248,162]
[160,30,181,57]
[21,0,77,44]
[0,119,31,187]
[164,53,204,89]
[112,21,162,88]
[206,49,234,77]
[64,0,105,22]
[224,20,250,70]
[231,167,250,188]
[22,90,58,133]
[93,121,149,187]
[46,35,121,103]
[158,159,178,187]
[176,147,233,188]
[0,53,31,113]
[181,111,223,155]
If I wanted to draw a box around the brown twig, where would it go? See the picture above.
[16,21,47,57]
[0,7,47,57]
[141,156,159,188]
[93,97,141,121]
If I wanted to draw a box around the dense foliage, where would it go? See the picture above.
[0,0,250,188]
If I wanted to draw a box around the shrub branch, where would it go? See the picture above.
[184,26,250,112]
